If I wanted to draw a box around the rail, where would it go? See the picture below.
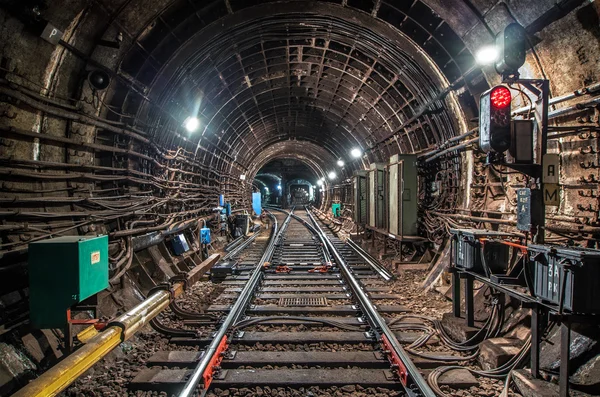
[345,238,394,281]
[177,209,285,397]
[305,208,436,397]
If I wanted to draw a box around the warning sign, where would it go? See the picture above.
[544,183,559,206]
[91,251,101,265]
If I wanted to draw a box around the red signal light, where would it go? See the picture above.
[490,86,511,108]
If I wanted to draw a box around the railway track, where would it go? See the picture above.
[127,207,436,397]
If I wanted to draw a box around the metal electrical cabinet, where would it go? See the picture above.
[388,154,418,236]
[368,163,386,229]
[353,171,368,225]
[529,245,600,314]
[28,235,109,329]
[389,154,402,236]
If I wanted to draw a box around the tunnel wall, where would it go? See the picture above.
[0,0,599,386]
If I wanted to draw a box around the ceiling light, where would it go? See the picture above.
[475,45,499,65]
[350,148,362,158]
[316,180,323,186]
[184,116,200,132]
[328,171,336,180]
[337,160,345,167]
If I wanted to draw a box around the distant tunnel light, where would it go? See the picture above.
[350,148,362,158]
[328,171,336,180]
[337,159,345,167]
[316,180,323,186]
[184,116,200,132]
[277,184,282,190]
[475,45,499,65]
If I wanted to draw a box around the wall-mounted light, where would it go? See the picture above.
[328,171,336,180]
[264,187,269,192]
[475,45,499,65]
[350,148,362,158]
[277,184,282,190]
[337,159,345,167]
[184,116,200,132]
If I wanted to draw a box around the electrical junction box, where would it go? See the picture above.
[508,120,534,164]
[235,214,250,237]
[529,245,600,314]
[332,203,341,217]
[516,188,543,231]
[450,229,511,274]
[200,228,211,244]
[28,235,108,329]
[171,234,190,255]
[210,261,237,282]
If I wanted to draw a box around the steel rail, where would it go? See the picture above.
[345,238,394,281]
[265,206,333,265]
[222,232,259,261]
[177,209,289,397]
[305,208,436,397]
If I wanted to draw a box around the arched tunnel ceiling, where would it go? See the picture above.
[109,0,479,171]
[247,140,337,182]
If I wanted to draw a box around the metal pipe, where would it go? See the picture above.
[547,97,600,119]
[417,127,479,159]
[430,211,517,226]
[423,138,478,163]
[11,288,173,397]
[512,81,600,115]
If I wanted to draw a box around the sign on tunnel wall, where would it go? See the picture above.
[252,192,262,216]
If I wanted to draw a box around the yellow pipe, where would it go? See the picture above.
[12,288,174,397]
[76,325,99,344]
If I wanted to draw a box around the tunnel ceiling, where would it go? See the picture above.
[257,159,316,186]
[108,0,479,172]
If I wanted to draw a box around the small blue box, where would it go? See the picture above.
[200,227,211,244]
[219,195,225,207]
[225,203,231,216]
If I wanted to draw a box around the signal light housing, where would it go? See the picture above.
[479,85,512,153]
[496,23,527,77]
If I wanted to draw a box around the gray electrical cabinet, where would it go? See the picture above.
[388,154,418,236]
[353,171,368,225]
[368,163,386,229]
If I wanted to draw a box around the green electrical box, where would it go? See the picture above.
[28,235,109,329]
[332,203,342,217]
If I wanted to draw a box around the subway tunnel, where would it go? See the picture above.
[0,0,600,396]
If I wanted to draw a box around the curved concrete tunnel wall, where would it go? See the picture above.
[0,0,598,255]
[0,2,599,386]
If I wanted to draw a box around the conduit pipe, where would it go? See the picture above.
[12,281,186,397]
